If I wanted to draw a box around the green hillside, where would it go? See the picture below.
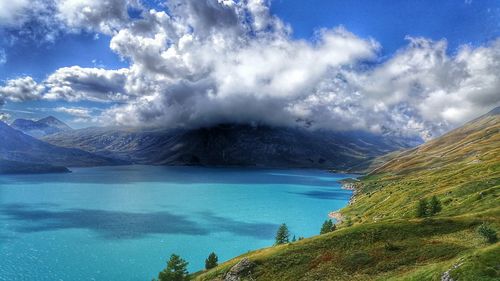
[190,108,500,281]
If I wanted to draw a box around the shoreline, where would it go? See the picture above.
[328,178,360,224]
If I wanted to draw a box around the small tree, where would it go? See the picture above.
[477,223,497,243]
[345,217,353,227]
[158,254,189,281]
[275,223,290,245]
[320,219,335,234]
[205,252,218,270]
[416,198,429,217]
[429,196,442,215]
[291,235,296,242]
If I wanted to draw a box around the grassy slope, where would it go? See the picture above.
[193,110,500,281]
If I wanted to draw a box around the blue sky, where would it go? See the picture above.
[0,0,499,137]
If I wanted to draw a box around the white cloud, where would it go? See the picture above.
[54,106,92,118]
[56,0,140,34]
[0,76,45,103]
[103,2,380,129]
[0,0,30,26]
[0,0,499,139]
[44,66,130,102]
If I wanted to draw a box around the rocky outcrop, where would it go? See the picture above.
[224,258,255,281]
[441,261,463,281]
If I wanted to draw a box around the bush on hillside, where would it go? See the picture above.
[477,223,497,243]
[416,198,429,217]
[429,196,442,215]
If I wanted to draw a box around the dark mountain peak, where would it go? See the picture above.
[10,116,71,138]
[37,116,72,129]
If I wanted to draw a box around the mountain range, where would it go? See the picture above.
[42,124,421,171]
[0,120,123,172]
[1,115,422,173]
[11,116,72,138]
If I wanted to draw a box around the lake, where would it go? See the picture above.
[0,165,353,281]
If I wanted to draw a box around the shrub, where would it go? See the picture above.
[429,196,442,215]
[384,242,400,251]
[477,223,497,243]
[416,198,429,217]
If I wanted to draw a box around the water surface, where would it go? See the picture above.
[0,165,353,281]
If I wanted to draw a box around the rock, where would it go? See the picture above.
[224,258,255,281]
[441,261,463,281]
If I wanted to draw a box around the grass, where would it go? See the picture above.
[188,111,500,280]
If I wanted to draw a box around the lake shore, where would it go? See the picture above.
[328,178,361,224]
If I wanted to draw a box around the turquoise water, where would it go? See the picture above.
[0,166,353,281]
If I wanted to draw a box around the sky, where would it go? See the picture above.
[0,0,499,139]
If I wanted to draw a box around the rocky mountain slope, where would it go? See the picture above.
[11,116,72,138]
[192,107,500,281]
[0,121,123,168]
[43,124,421,171]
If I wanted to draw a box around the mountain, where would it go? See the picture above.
[0,121,124,167]
[192,108,500,281]
[43,124,421,171]
[11,116,72,138]
[0,159,70,174]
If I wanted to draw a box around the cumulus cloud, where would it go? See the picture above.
[104,1,380,129]
[44,66,130,102]
[0,67,129,105]
[0,76,45,103]
[56,0,140,34]
[1,0,499,139]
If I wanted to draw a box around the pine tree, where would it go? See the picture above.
[416,198,429,217]
[320,219,334,234]
[205,252,218,270]
[291,235,296,242]
[158,254,189,281]
[429,196,442,215]
[275,223,290,245]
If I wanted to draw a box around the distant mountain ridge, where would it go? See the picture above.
[0,159,70,174]
[11,116,72,138]
[0,121,124,169]
[43,124,421,171]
